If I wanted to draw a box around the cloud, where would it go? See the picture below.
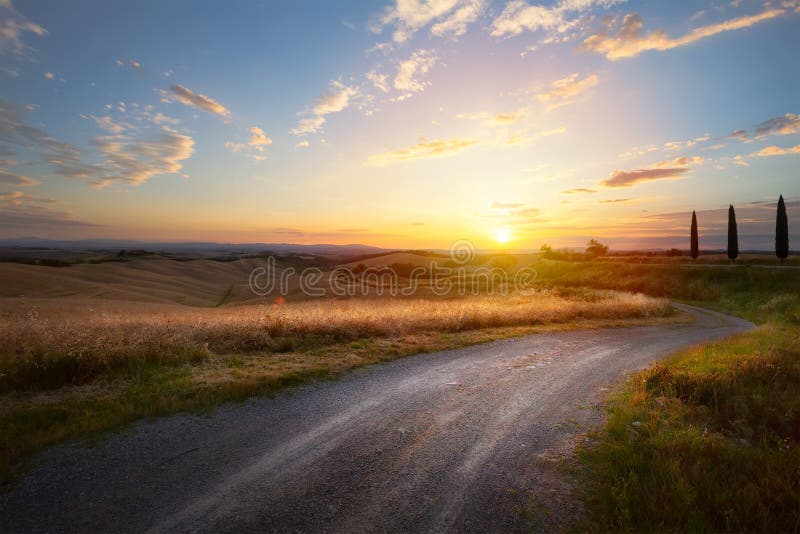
[0,0,47,59]
[0,190,52,206]
[295,140,310,148]
[291,81,359,136]
[599,198,632,203]
[394,49,439,95]
[0,204,99,228]
[561,187,597,194]
[1,98,194,188]
[82,114,127,134]
[753,144,800,157]
[0,168,39,185]
[430,0,485,39]
[581,9,786,60]
[374,0,485,43]
[752,113,800,138]
[501,128,565,146]
[366,70,390,93]
[491,0,624,38]
[365,137,479,166]
[457,109,527,125]
[536,73,598,109]
[663,134,710,151]
[485,202,545,226]
[0,187,96,228]
[291,116,326,136]
[152,112,179,126]
[226,126,272,160]
[602,156,702,187]
[115,59,142,71]
[733,155,749,166]
[248,126,272,148]
[312,81,359,115]
[728,113,800,141]
[653,156,703,168]
[91,129,194,188]
[1,98,92,179]
[164,84,230,117]
[602,168,689,188]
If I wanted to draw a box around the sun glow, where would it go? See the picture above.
[494,228,512,244]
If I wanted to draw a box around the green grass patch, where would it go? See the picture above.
[578,324,800,532]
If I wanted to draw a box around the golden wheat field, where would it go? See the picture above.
[1,291,670,389]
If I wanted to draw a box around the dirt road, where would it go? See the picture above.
[0,304,753,533]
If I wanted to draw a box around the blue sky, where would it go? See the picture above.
[1,0,799,249]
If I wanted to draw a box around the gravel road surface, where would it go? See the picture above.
[0,304,753,533]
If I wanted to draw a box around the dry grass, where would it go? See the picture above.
[0,291,670,392]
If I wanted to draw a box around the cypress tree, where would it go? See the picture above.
[690,210,699,260]
[776,194,789,262]
[727,204,739,263]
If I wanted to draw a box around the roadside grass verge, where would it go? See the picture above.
[578,326,800,532]
[557,261,800,531]
[0,291,672,485]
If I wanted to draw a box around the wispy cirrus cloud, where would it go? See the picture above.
[366,70,390,93]
[394,49,439,98]
[0,189,53,206]
[457,108,527,125]
[1,98,195,189]
[602,156,703,188]
[750,113,800,138]
[90,129,194,188]
[0,0,47,61]
[162,84,231,118]
[0,188,97,229]
[485,202,545,226]
[599,197,633,203]
[0,168,38,186]
[491,0,624,38]
[561,187,597,194]
[291,80,360,136]
[226,126,272,161]
[536,72,599,110]
[581,8,786,60]
[430,0,485,39]
[373,0,485,43]
[365,137,479,166]
[0,204,99,229]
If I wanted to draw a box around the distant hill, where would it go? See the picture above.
[0,237,387,256]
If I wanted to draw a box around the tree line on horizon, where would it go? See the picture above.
[690,194,790,263]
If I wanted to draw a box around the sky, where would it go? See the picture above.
[0,0,799,250]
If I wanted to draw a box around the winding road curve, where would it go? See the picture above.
[1,304,753,533]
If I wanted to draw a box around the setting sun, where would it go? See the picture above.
[494,228,512,244]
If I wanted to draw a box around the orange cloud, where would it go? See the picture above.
[753,145,800,157]
[365,137,479,166]
[602,156,702,188]
[167,84,230,117]
[536,73,599,109]
[581,9,786,60]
